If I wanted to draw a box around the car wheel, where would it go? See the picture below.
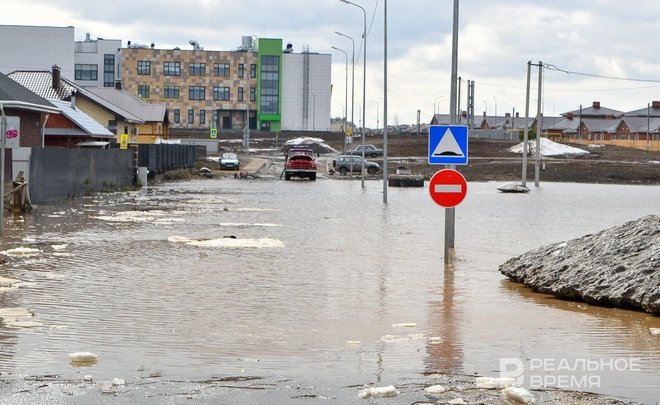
[309,173,316,181]
[367,167,377,175]
[285,173,292,180]
[371,153,377,158]
[339,167,348,175]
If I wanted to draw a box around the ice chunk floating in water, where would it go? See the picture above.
[168,236,285,248]
[357,385,399,399]
[69,352,99,364]
[4,247,40,256]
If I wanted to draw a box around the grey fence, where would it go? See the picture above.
[29,148,134,203]
[137,144,198,176]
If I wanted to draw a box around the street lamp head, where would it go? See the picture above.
[339,0,350,3]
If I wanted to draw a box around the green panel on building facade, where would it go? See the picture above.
[256,38,283,127]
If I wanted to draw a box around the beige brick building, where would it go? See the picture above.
[122,47,258,132]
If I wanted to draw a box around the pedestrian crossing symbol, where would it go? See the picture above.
[428,125,469,165]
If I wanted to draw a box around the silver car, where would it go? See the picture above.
[219,152,240,170]
[333,155,380,175]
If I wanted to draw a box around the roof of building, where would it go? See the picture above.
[48,100,114,138]
[624,105,660,117]
[579,118,620,133]
[619,116,660,132]
[86,87,167,123]
[0,72,60,113]
[7,71,143,123]
[563,102,623,118]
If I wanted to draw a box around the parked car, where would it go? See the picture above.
[284,147,317,180]
[333,155,380,175]
[219,152,240,170]
[347,144,383,158]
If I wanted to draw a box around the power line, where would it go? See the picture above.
[544,63,660,83]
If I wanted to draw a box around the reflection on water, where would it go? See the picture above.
[0,179,658,402]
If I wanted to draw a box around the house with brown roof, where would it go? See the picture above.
[0,72,60,150]
[8,66,143,143]
[87,87,168,143]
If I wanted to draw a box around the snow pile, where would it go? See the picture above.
[285,137,339,154]
[509,138,589,157]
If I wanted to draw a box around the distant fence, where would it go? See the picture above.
[137,144,199,176]
[29,148,134,203]
[470,129,518,141]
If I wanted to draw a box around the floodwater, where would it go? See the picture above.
[0,176,659,403]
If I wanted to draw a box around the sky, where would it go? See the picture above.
[4,0,660,128]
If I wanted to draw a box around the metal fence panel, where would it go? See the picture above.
[29,148,134,203]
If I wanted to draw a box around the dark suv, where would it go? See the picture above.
[332,155,380,175]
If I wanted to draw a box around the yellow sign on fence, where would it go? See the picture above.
[119,134,129,150]
[210,128,218,139]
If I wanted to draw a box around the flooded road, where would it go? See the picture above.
[0,177,658,403]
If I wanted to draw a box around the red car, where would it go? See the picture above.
[283,147,317,181]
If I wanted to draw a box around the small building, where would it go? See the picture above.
[9,66,144,141]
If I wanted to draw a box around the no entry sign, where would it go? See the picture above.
[429,169,467,208]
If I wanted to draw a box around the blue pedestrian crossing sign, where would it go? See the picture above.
[428,125,469,165]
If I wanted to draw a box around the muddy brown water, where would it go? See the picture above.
[0,177,658,403]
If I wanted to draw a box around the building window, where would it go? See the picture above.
[103,54,115,87]
[214,63,230,77]
[190,63,206,76]
[249,64,256,78]
[188,109,194,124]
[200,110,206,125]
[249,87,256,102]
[137,60,151,75]
[137,85,150,98]
[238,87,244,102]
[164,85,180,99]
[212,110,219,127]
[75,64,98,81]
[189,86,205,100]
[260,55,279,114]
[238,63,244,78]
[164,61,181,76]
[213,86,230,101]
[173,109,180,123]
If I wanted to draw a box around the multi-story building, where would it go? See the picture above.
[122,39,258,133]
[74,33,122,89]
[121,37,331,133]
[0,25,74,79]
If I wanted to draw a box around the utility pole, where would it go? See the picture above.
[522,61,531,188]
[382,0,388,204]
[445,0,459,264]
[534,61,543,187]
[0,104,5,235]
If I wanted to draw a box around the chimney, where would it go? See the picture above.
[566,112,574,120]
[593,101,600,109]
[652,100,660,109]
[115,81,122,90]
[70,90,76,109]
[505,112,511,117]
[515,112,519,118]
[51,65,61,89]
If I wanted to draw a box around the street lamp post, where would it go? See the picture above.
[331,45,349,153]
[340,0,367,188]
[335,31,355,148]
[493,96,497,116]
[434,96,445,117]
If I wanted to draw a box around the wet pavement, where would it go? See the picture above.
[0,176,658,403]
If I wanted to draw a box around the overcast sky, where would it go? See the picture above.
[4,0,660,127]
